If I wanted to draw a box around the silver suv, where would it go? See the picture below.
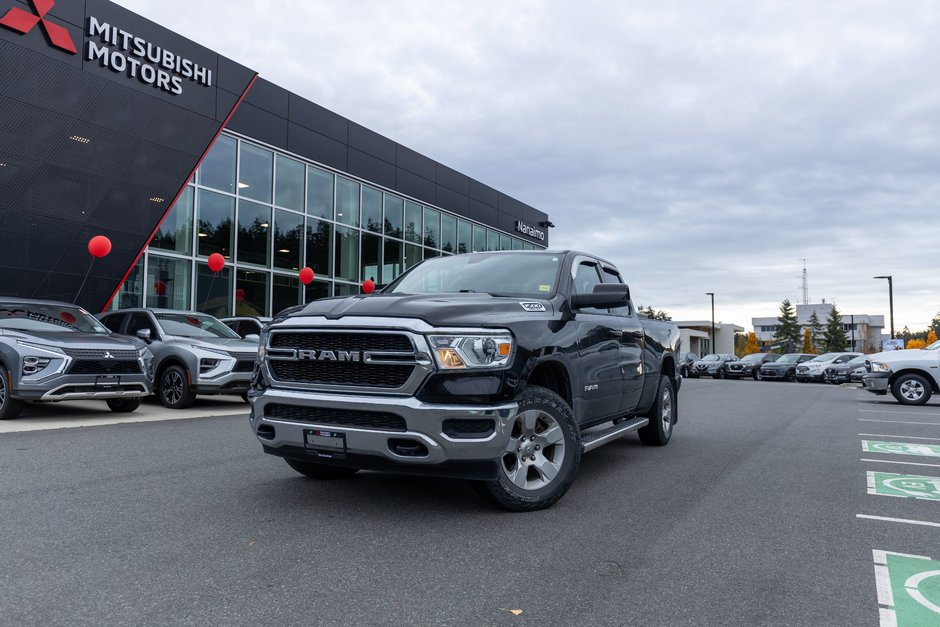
[98,309,259,409]
[0,298,153,420]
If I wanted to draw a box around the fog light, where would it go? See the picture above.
[23,356,50,376]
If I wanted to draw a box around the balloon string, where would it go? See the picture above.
[73,258,96,305]
[203,272,217,312]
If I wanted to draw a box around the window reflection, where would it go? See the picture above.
[361,186,382,233]
[113,258,143,309]
[383,238,402,282]
[196,264,232,317]
[151,186,192,254]
[273,274,301,315]
[404,201,422,243]
[361,233,381,284]
[457,220,471,254]
[404,243,422,270]
[335,176,359,227]
[196,189,234,258]
[236,200,271,267]
[197,135,236,193]
[441,214,456,253]
[423,207,440,248]
[305,280,330,302]
[384,194,403,238]
[147,255,191,310]
[334,225,359,281]
[236,270,269,316]
[472,224,486,252]
[307,166,333,219]
[306,218,332,277]
[238,143,273,203]
[275,155,304,211]
[273,209,303,270]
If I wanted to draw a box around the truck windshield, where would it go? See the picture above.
[385,253,563,298]
[927,340,940,350]
[156,313,241,339]
[0,302,109,334]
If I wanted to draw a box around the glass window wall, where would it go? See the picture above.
[275,154,304,212]
[361,233,381,284]
[197,135,235,193]
[384,194,403,238]
[334,226,359,281]
[307,166,333,219]
[238,143,273,203]
[472,225,486,252]
[151,186,192,254]
[457,220,471,254]
[147,255,191,310]
[361,186,383,233]
[236,200,271,267]
[272,274,301,315]
[305,218,332,277]
[196,189,234,259]
[441,214,456,253]
[235,270,269,316]
[305,280,331,302]
[404,201,422,243]
[404,243,422,270]
[383,238,402,282]
[273,209,303,271]
[423,207,440,249]
[196,264,232,318]
[335,176,360,227]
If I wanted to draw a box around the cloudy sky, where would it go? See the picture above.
[120,0,940,333]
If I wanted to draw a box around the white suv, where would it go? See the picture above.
[795,352,861,382]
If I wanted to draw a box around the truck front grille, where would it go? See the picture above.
[265,403,406,431]
[270,332,413,352]
[67,360,141,375]
[269,361,413,387]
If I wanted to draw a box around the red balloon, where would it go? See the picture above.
[187,316,200,326]
[153,280,167,296]
[61,312,76,324]
[88,235,112,258]
[362,279,375,294]
[299,267,315,284]
[235,288,246,303]
[207,253,225,272]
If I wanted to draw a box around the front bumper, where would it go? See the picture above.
[795,370,823,382]
[192,369,252,394]
[862,373,890,393]
[15,374,151,401]
[249,388,518,479]
[726,366,752,378]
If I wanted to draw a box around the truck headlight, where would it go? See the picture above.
[870,361,890,373]
[428,333,513,370]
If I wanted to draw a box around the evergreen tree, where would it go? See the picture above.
[931,312,940,337]
[745,332,760,355]
[821,303,849,352]
[807,311,823,353]
[800,328,813,353]
[773,299,801,352]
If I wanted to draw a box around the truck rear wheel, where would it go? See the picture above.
[285,458,359,479]
[638,376,675,446]
[892,373,932,406]
[475,385,580,512]
[0,364,24,420]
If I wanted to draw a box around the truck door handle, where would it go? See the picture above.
[608,329,622,339]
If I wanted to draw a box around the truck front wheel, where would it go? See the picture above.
[892,374,933,406]
[285,458,359,479]
[475,385,581,512]
[638,376,675,446]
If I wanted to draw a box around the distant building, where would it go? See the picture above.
[674,321,745,357]
[752,302,884,352]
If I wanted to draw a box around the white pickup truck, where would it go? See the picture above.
[862,340,940,405]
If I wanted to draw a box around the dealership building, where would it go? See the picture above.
[0,0,551,318]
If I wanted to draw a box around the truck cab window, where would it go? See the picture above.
[573,261,606,313]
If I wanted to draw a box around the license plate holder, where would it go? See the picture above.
[95,375,120,390]
[304,428,347,460]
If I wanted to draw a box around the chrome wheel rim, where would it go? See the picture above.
[162,371,184,405]
[501,409,566,491]
[661,386,673,435]
[900,380,925,401]
[0,373,5,406]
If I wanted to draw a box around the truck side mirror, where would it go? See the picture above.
[570,283,629,310]
[136,328,152,343]
[244,334,260,342]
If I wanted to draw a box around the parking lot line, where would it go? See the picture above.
[862,459,940,469]
[859,409,940,417]
[859,419,940,426]
[860,434,940,441]
[872,550,940,626]
[857,514,940,528]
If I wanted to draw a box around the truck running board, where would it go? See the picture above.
[580,417,649,453]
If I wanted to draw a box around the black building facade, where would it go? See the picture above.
[0,0,550,316]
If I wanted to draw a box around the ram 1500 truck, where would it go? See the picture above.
[248,251,680,510]
[863,340,940,405]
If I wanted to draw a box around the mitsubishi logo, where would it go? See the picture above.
[1,0,77,54]
[104,351,114,359]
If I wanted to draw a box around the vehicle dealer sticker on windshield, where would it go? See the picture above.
[520,302,546,312]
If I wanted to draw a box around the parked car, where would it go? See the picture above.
[98,308,259,409]
[0,298,153,419]
[220,316,271,339]
[862,340,940,405]
[822,355,868,384]
[795,352,862,382]
[758,353,816,381]
[726,352,781,380]
[678,352,697,377]
[689,353,738,379]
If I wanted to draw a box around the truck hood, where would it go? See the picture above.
[0,329,145,351]
[869,348,940,364]
[288,293,556,327]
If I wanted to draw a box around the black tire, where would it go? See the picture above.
[241,391,250,403]
[716,368,726,380]
[106,397,142,413]
[638,376,676,446]
[158,364,196,409]
[285,458,359,479]
[753,369,762,381]
[475,385,581,512]
[786,369,797,382]
[891,373,933,406]
[0,364,24,420]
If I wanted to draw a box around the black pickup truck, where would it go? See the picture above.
[248,251,680,510]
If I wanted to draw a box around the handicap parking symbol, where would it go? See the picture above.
[862,440,940,457]
[867,472,940,501]
[874,551,940,625]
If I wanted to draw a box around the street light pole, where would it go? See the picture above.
[873,275,894,339]
[706,292,715,354]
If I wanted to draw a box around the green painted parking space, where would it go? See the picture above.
[862,441,940,458]
[874,551,940,625]
[867,471,940,501]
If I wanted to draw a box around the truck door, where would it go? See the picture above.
[571,260,623,420]
[601,266,645,412]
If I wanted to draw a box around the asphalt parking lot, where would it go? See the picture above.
[1,379,938,625]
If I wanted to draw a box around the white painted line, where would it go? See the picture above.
[859,419,940,426]
[874,563,894,606]
[857,514,940,528]
[867,471,877,494]
[878,606,897,627]
[860,434,940,441]
[862,458,940,468]
[860,409,940,417]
